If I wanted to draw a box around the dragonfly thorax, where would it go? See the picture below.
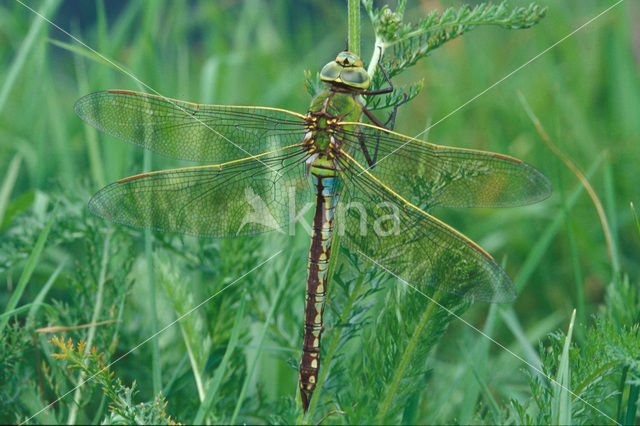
[302,111,343,158]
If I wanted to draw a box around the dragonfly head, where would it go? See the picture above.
[320,51,370,91]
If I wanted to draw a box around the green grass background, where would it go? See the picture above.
[1,0,639,424]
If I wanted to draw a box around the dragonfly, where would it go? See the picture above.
[75,51,551,413]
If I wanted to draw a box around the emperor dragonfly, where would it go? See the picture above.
[75,51,551,412]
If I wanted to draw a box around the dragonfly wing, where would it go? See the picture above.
[89,146,310,237]
[340,122,551,209]
[337,153,516,303]
[75,90,309,162]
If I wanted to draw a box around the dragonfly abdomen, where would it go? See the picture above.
[299,161,340,412]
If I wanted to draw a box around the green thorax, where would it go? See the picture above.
[305,90,363,153]
[309,89,362,120]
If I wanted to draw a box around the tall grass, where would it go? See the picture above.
[1,0,639,424]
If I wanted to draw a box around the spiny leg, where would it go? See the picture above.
[361,46,394,96]
[357,47,410,168]
[359,95,408,168]
[362,93,408,168]
[383,93,408,132]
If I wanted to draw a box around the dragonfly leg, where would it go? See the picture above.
[383,93,409,132]
[359,93,406,168]
[359,106,387,169]
[356,47,409,168]
[361,46,394,96]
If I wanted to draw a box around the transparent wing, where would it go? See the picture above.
[75,90,309,162]
[337,153,516,303]
[339,122,551,209]
[88,146,310,237]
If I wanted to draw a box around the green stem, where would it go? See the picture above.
[348,0,360,56]
[376,291,442,422]
[603,158,620,275]
[0,205,56,334]
[616,365,629,423]
[230,261,288,424]
[367,37,383,78]
[73,49,105,188]
[625,382,639,425]
[68,233,111,424]
[193,292,247,424]
[144,149,162,396]
[0,154,21,226]
[180,325,205,401]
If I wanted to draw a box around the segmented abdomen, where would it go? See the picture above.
[299,163,340,412]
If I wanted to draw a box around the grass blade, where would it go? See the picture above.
[0,189,36,232]
[230,260,289,424]
[0,303,43,320]
[27,259,66,324]
[624,381,639,425]
[0,154,22,226]
[0,204,56,334]
[0,0,61,114]
[519,92,617,273]
[73,44,106,188]
[499,307,543,374]
[469,361,501,424]
[515,153,605,291]
[553,309,576,425]
[193,291,247,424]
[376,291,441,423]
[48,39,125,71]
[631,202,640,240]
[458,304,498,424]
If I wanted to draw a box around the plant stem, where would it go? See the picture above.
[367,37,383,78]
[181,325,205,402]
[376,291,442,422]
[68,232,111,424]
[230,260,288,424]
[144,149,162,396]
[0,154,21,226]
[348,0,360,56]
[0,205,56,334]
[193,292,247,424]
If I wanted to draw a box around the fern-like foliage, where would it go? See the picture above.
[49,336,181,425]
[511,276,640,425]
[0,323,32,422]
[364,1,547,79]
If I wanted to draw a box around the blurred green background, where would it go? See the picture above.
[1,0,638,424]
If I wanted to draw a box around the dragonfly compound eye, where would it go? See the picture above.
[321,52,370,90]
[340,68,370,88]
[320,61,342,81]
